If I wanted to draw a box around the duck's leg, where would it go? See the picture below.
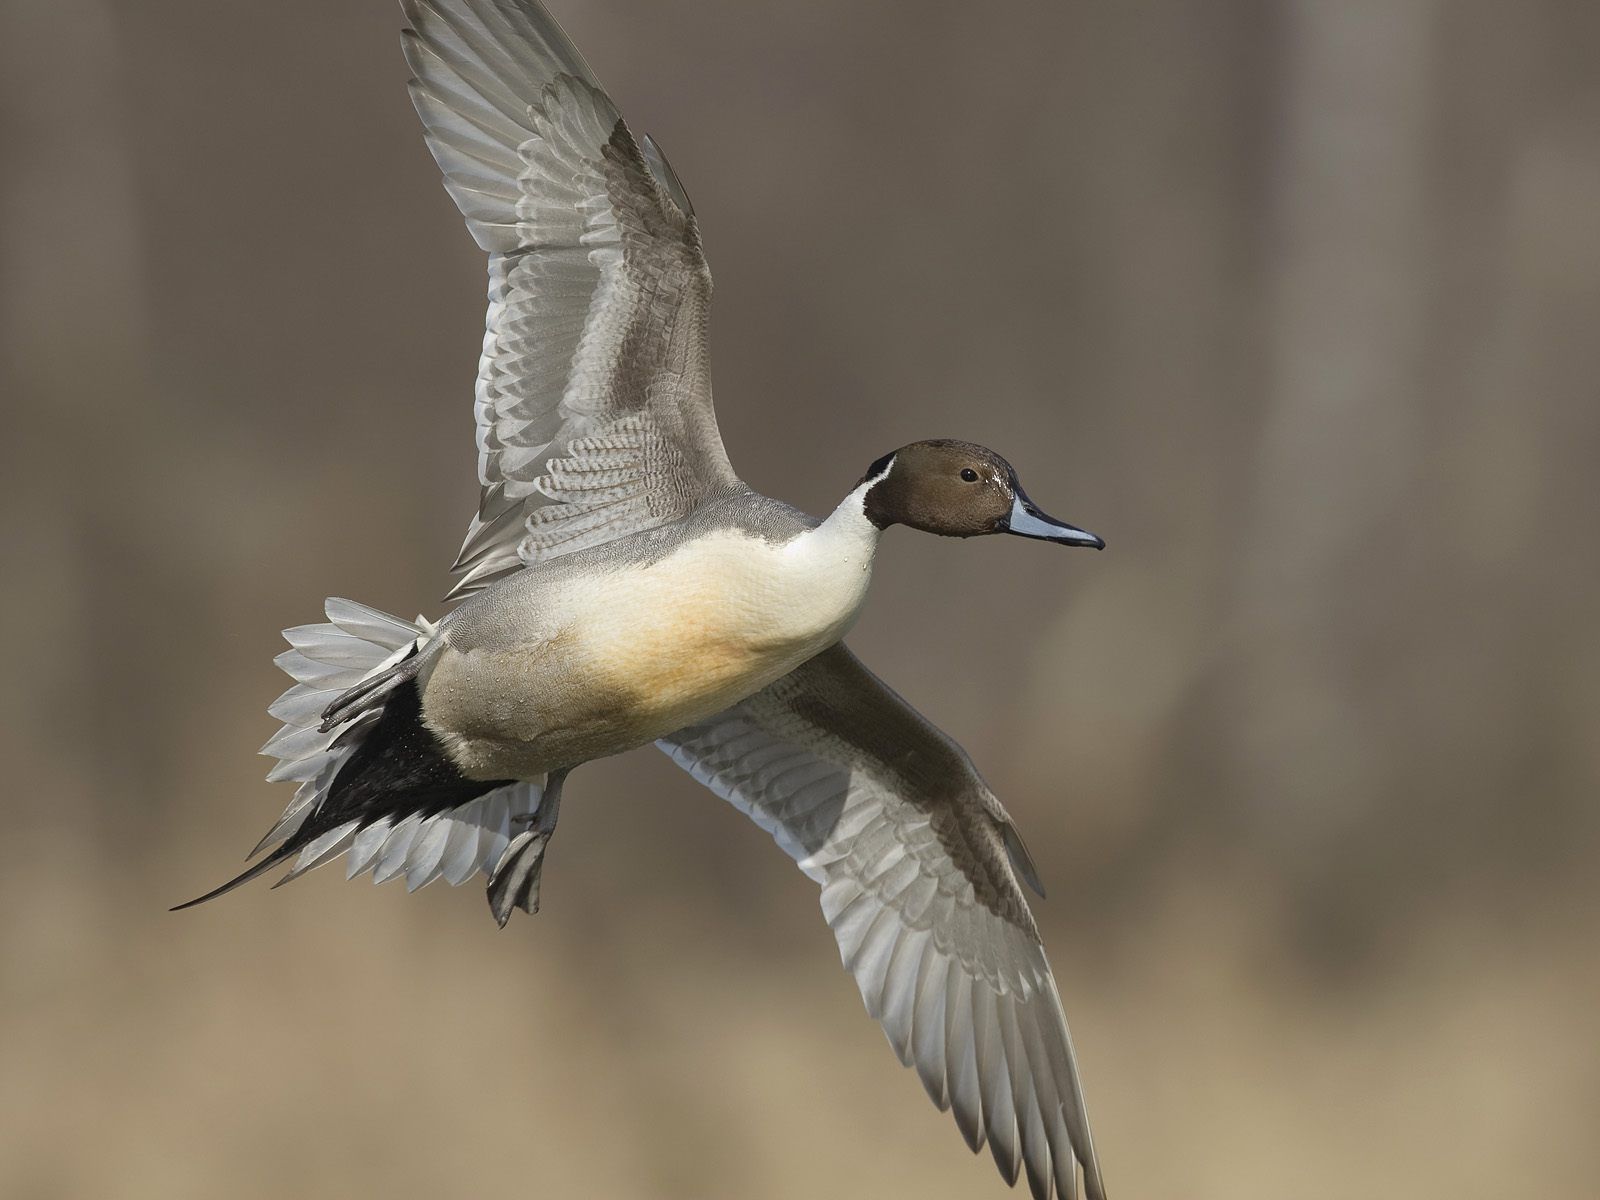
[486,768,568,928]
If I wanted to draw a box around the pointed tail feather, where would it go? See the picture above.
[170,845,297,911]
[173,597,551,913]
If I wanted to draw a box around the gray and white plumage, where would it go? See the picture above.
[663,644,1104,1200]
[187,3,1111,1197]
[403,0,738,597]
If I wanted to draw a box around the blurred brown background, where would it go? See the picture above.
[3,0,1598,1196]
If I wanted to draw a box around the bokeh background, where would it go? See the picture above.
[3,1,1598,1196]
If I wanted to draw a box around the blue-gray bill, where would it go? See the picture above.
[1003,492,1105,548]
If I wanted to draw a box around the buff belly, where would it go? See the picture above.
[416,529,873,780]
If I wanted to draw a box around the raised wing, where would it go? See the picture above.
[658,645,1106,1200]
[402,0,741,599]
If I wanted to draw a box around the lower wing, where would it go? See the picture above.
[657,643,1105,1200]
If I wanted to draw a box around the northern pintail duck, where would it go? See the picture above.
[179,2,1108,1195]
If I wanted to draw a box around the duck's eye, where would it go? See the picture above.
[960,468,979,483]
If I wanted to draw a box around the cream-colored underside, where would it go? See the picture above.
[420,511,879,779]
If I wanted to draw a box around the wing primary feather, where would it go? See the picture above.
[878,926,928,1065]
[974,983,1022,1186]
[912,950,953,1109]
[1000,994,1053,1200]
[946,969,986,1153]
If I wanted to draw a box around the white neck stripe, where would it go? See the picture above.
[862,453,896,489]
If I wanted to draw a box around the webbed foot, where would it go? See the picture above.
[485,768,567,927]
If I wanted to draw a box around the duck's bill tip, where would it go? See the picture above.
[1059,526,1106,550]
[1003,495,1104,548]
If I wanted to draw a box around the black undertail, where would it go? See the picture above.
[315,675,511,831]
[173,677,512,910]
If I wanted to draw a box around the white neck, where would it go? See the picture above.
[805,480,884,570]
[742,480,882,653]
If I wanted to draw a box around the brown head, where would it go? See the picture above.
[858,439,1104,548]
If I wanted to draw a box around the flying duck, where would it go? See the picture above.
[179,2,1108,1196]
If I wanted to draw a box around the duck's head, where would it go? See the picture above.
[858,439,1104,549]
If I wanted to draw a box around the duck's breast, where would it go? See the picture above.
[420,523,875,777]
[584,526,873,710]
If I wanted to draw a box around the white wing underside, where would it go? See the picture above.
[403,0,739,599]
[659,645,1106,1200]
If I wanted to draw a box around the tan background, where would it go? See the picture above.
[3,1,1598,1197]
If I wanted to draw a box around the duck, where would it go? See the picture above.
[177,2,1108,1197]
